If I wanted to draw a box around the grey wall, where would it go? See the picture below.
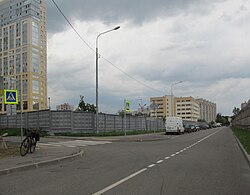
[0,110,164,133]
[232,105,250,130]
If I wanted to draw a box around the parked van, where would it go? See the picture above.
[165,117,184,134]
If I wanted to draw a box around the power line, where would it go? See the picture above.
[51,0,164,94]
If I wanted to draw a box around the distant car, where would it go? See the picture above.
[200,124,209,130]
[194,125,200,131]
[185,124,195,133]
[212,124,217,128]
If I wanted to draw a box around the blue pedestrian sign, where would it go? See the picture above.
[4,90,18,104]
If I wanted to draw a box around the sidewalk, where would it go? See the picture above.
[0,140,83,176]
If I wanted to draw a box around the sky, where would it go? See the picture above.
[45,0,250,116]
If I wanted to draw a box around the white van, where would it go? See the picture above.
[165,117,184,134]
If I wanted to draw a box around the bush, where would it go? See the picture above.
[0,128,49,137]
[54,129,164,137]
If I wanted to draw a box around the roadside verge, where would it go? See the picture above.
[231,127,250,167]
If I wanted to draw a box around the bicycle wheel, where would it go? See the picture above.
[20,138,29,156]
[30,138,36,153]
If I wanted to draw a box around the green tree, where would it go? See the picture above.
[232,107,240,116]
[216,113,230,126]
[117,109,125,117]
[77,95,96,113]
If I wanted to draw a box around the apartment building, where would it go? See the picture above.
[174,96,200,121]
[196,98,216,123]
[0,0,47,113]
[56,103,74,111]
[150,96,171,118]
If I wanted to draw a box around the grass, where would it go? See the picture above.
[54,129,165,137]
[231,127,250,154]
[0,128,49,137]
[0,128,22,136]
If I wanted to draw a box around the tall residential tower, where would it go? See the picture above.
[0,0,47,112]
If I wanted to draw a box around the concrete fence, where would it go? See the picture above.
[0,110,164,134]
[232,104,250,130]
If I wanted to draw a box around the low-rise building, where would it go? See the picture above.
[56,103,74,111]
[150,96,171,118]
[174,96,200,121]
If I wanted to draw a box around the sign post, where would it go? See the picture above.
[124,99,131,136]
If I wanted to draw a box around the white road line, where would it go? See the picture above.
[171,135,179,139]
[148,164,156,168]
[38,143,61,147]
[38,140,111,148]
[92,129,222,195]
[92,168,147,195]
[157,160,163,164]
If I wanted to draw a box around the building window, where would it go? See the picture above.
[32,80,39,94]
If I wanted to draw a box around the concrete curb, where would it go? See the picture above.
[234,135,250,167]
[0,149,84,176]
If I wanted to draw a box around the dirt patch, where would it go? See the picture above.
[0,147,19,158]
[0,142,20,158]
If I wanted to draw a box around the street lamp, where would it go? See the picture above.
[170,81,182,117]
[96,26,120,133]
[48,97,51,110]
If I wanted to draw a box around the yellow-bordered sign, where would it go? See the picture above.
[125,100,130,113]
[4,90,18,104]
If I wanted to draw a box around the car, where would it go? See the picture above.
[200,124,209,130]
[184,124,196,133]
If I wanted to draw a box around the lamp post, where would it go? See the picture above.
[48,97,51,110]
[96,26,120,133]
[170,81,182,117]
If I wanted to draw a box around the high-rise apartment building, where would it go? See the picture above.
[174,96,200,121]
[196,98,216,123]
[0,0,47,113]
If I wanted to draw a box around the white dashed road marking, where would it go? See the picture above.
[92,129,222,195]
[148,164,156,168]
[92,168,147,195]
[156,160,164,164]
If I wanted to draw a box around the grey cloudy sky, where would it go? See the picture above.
[46,0,250,115]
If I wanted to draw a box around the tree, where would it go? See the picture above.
[117,109,125,117]
[216,113,225,124]
[232,107,240,116]
[76,95,96,113]
[215,113,230,126]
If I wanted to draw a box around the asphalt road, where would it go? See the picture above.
[1,127,250,195]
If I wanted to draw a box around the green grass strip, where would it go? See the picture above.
[54,129,164,137]
[231,127,250,154]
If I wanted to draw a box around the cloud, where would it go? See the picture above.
[47,0,250,116]
[46,0,221,33]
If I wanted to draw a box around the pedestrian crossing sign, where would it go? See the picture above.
[4,90,18,104]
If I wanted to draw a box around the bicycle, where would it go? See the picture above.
[20,129,40,156]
